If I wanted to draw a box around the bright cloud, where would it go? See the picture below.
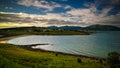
[0,8,120,27]
[17,0,72,12]
[17,0,61,11]
[66,4,120,26]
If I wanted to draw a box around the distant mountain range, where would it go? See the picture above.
[1,24,120,31]
[48,24,120,31]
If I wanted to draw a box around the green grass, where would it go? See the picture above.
[0,43,104,68]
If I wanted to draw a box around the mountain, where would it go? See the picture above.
[48,26,58,29]
[83,25,120,31]
[0,25,120,31]
[48,25,120,31]
[48,26,82,30]
[59,26,82,30]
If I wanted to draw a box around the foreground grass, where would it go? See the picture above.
[0,43,104,68]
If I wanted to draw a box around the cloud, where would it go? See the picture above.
[17,0,72,12]
[98,13,120,25]
[0,0,120,27]
[99,7,113,17]
[64,0,120,27]
[5,7,13,9]
[67,9,92,16]
[0,9,120,27]
[17,0,62,11]
[0,12,79,26]
[110,0,120,5]
[94,0,120,6]
[61,0,68,1]
[64,5,73,9]
[66,5,120,26]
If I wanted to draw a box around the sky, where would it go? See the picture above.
[0,0,120,28]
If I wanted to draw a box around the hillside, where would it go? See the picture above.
[48,25,120,31]
[0,43,104,68]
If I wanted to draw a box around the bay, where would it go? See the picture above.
[8,31,120,58]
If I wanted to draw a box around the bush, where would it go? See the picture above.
[77,58,82,63]
[107,52,120,68]
[99,59,103,64]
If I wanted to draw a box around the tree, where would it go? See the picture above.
[107,52,120,68]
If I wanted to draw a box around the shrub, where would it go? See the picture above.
[99,59,103,64]
[77,58,82,63]
[107,52,120,68]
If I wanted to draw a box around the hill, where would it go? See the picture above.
[48,25,120,31]
[1,24,120,31]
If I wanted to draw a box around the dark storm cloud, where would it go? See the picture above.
[0,13,46,23]
[0,14,21,22]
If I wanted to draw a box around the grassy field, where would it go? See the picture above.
[0,43,106,68]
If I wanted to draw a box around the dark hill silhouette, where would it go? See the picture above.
[0,24,120,31]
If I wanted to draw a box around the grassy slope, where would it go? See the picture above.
[0,43,104,68]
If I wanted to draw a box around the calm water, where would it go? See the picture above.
[8,31,120,58]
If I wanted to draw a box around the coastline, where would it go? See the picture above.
[0,35,106,60]
[0,35,31,43]
[19,45,105,60]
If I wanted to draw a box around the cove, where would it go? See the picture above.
[7,31,120,58]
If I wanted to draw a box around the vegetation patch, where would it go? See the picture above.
[0,43,104,68]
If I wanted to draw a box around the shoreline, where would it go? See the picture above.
[0,35,31,43]
[19,45,106,60]
[0,35,106,60]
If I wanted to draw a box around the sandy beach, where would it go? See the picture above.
[0,35,31,43]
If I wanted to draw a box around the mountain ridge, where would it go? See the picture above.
[48,24,120,31]
[0,24,120,31]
